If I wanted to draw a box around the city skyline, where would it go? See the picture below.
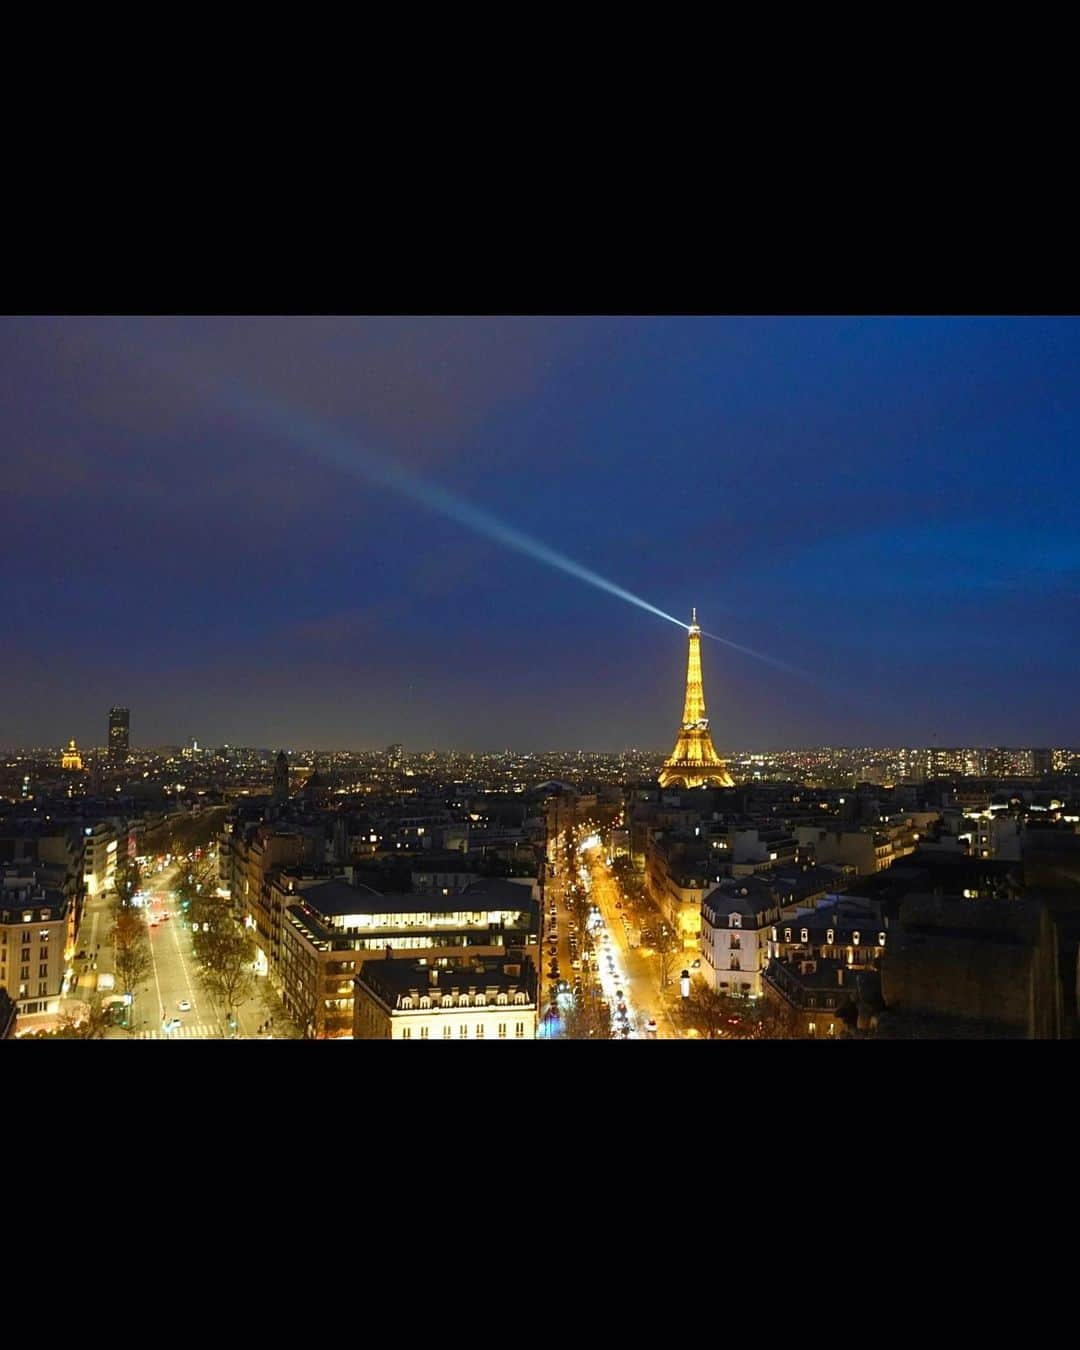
[4,315,1080,749]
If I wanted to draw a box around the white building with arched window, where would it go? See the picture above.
[699,875,782,998]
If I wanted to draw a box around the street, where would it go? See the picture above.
[582,846,682,1038]
[65,856,274,1041]
[137,862,222,1038]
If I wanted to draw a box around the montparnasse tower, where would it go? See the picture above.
[658,609,734,789]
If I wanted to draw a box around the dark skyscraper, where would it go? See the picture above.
[272,749,290,804]
[108,706,130,763]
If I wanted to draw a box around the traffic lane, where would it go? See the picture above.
[149,887,219,1033]
[140,876,186,1020]
[146,917,191,1024]
[588,860,670,1036]
[578,866,637,1037]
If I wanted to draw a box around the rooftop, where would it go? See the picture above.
[356,956,538,1009]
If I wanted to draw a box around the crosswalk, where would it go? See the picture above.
[136,1022,218,1040]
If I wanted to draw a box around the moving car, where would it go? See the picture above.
[691,958,701,969]
[178,999,192,1012]
[646,1018,657,1034]
[163,1018,182,1032]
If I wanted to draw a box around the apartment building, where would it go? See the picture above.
[0,867,70,1025]
[277,875,541,1037]
[353,955,539,1040]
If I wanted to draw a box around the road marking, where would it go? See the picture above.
[145,903,167,1026]
[137,1022,215,1040]
[166,884,206,1023]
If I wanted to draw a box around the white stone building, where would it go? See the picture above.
[699,876,783,998]
[353,955,539,1040]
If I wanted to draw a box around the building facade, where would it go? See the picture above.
[278,876,541,1037]
[0,869,70,1024]
[699,876,785,998]
[762,956,858,1037]
[353,956,539,1040]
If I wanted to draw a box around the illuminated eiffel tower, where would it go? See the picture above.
[658,609,734,789]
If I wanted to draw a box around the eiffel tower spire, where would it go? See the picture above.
[658,610,734,789]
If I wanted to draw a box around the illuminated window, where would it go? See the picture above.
[784,928,791,942]
[878,932,886,946]
[826,928,835,944]
[402,1026,412,1039]
[459,1025,468,1038]
[730,913,742,929]
[443,1025,452,1039]
[420,1026,428,1038]
[800,928,808,943]
[515,1021,525,1037]
[852,932,860,946]
[476,1023,484,1038]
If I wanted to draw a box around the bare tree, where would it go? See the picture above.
[560,982,611,1040]
[655,923,681,991]
[680,978,796,1039]
[54,1002,112,1040]
[567,884,593,943]
[141,806,226,861]
[682,977,732,1039]
[195,919,256,1032]
[113,857,142,908]
[112,908,152,1012]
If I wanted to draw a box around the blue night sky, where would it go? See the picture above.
[3,315,1079,751]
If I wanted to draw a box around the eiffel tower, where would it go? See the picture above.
[658,609,735,789]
